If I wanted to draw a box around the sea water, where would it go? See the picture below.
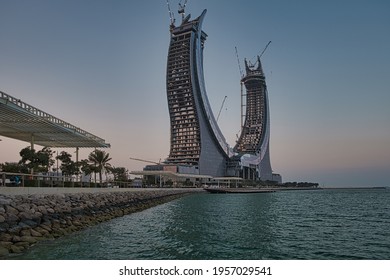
[14,189,390,259]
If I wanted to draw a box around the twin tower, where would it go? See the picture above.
[165,10,281,183]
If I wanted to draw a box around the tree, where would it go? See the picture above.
[0,162,28,173]
[111,167,128,182]
[56,151,80,177]
[87,150,112,183]
[19,147,54,173]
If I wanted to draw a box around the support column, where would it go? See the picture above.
[30,134,34,151]
[30,134,34,176]
[76,147,79,185]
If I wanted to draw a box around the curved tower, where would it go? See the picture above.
[234,56,279,182]
[165,10,230,177]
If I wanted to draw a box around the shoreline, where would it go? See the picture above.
[0,187,203,258]
[0,186,204,196]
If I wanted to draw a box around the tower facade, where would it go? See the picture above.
[165,10,230,177]
[234,57,277,182]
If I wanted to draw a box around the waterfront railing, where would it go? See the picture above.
[0,172,133,188]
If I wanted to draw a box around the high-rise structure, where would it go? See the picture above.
[234,57,279,182]
[165,10,231,177]
[163,7,281,183]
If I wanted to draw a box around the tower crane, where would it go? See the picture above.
[259,40,272,59]
[129,157,163,187]
[129,157,161,165]
[249,40,272,66]
[217,96,227,122]
[166,0,175,26]
[235,46,244,79]
[235,47,246,128]
[178,0,188,21]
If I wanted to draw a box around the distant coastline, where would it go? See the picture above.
[322,186,388,190]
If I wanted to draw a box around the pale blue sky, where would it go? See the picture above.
[1,0,389,187]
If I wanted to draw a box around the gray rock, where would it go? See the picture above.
[0,233,12,242]
[0,228,6,234]
[15,203,30,212]
[20,220,38,228]
[13,241,30,248]
[18,211,34,220]
[17,221,32,230]
[0,214,5,223]
[7,225,21,234]
[37,205,48,215]
[0,198,11,206]
[34,227,50,236]
[10,245,23,254]
[20,229,31,236]
[0,241,12,248]
[5,205,19,216]
[6,213,19,223]
[30,229,43,237]
[0,246,9,257]
[12,235,21,242]
[39,224,52,232]
[20,235,37,244]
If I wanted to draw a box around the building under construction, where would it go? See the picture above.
[143,3,281,183]
[165,8,231,177]
[233,57,281,182]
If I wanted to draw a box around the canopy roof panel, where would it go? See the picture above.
[0,91,110,148]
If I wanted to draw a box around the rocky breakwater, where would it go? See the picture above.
[0,189,196,258]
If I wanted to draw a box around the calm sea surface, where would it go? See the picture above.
[15,189,390,260]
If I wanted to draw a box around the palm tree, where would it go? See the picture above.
[88,149,112,184]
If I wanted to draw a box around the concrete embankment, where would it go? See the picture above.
[0,187,202,258]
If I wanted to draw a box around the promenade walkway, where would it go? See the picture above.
[0,186,204,196]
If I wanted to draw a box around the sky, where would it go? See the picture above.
[0,0,389,187]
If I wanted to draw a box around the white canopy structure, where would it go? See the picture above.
[0,91,110,149]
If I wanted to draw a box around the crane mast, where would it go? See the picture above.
[166,0,175,26]
[217,96,228,122]
[235,47,245,129]
[235,47,244,79]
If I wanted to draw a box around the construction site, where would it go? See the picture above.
[131,1,282,186]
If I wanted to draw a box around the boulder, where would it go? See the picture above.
[15,203,30,212]
[5,205,19,216]
[0,241,13,248]
[39,224,52,232]
[30,229,43,237]
[12,235,22,242]
[20,236,37,244]
[0,233,13,242]
[0,198,11,206]
[37,205,48,215]
[9,245,23,254]
[13,241,30,249]
[6,213,19,223]
[20,220,38,228]
[18,211,34,220]
[34,227,50,236]
[20,229,31,236]
[0,246,9,257]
